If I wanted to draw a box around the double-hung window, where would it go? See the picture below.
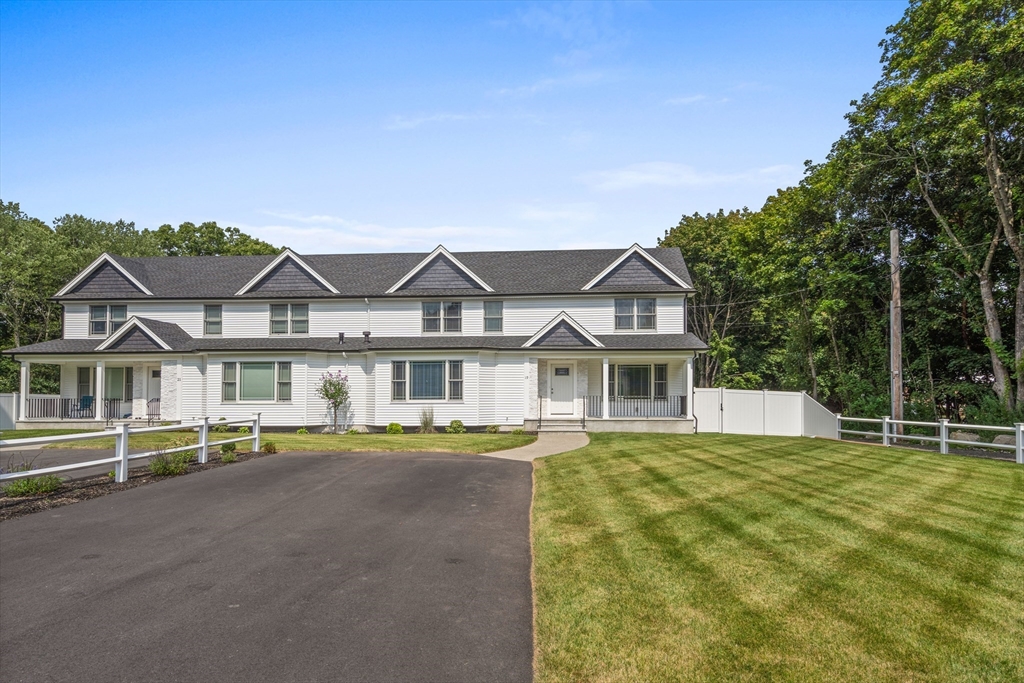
[613,298,656,330]
[484,301,503,332]
[222,361,292,402]
[204,305,222,335]
[390,360,463,401]
[422,302,462,333]
[270,304,308,335]
[654,364,668,399]
[606,363,670,399]
[89,305,127,336]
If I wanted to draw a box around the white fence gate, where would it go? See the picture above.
[693,388,838,439]
[0,393,18,431]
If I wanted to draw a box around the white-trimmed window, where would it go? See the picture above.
[614,298,656,330]
[222,361,292,402]
[422,302,462,333]
[607,363,670,398]
[89,305,127,336]
[390,360,464,401]
[270,304,308,335]
[484,301,503,332]
[204,305,222,336]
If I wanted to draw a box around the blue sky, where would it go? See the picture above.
[0,1,906,253]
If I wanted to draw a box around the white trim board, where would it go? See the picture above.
[581,243,691,291]
[235,249,340,295]
[385,245,494,294]
[55,253,154,297]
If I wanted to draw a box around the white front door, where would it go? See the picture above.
[549,364,575,415]
[147,368,161,402]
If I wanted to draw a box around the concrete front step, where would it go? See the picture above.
[539,419,586,433]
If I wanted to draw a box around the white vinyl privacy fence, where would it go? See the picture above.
[0,393,17,431]
[693,388,839,439]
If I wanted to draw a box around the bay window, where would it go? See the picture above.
[410,361,445,400]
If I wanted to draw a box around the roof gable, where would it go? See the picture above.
[56,253,153,297]
[523,312,604,348]
[581,244,691,291]
[247,258,331,294]
[235,249,338,295]
[104,327,165,351]
[386,246,493,294]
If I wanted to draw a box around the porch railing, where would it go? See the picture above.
[585,395,687,418]
[25,397,128,421]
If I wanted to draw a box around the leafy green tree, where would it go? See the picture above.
[150,221,279,256]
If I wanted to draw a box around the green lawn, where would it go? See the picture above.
[532,433,1024,683]
[0,428,534,455]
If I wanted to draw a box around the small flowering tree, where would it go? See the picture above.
[316,372,350,434]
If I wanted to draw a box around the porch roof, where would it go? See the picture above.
[5,332,708,356]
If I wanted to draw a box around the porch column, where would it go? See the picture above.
[95,359,105,421]
[685,355,694,419]
[19,362,28,421]
[601,357,609,419]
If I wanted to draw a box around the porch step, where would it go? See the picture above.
[539,419,586,433]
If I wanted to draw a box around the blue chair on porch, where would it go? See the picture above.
[71,395,93,418]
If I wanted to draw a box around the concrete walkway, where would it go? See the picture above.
[484,431,590,461]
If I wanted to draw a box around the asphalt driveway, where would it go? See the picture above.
[0,451,534,683]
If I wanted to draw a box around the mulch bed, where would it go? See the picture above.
[0,450,273,523]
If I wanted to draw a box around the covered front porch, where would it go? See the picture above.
[526,354,695,433]
[16,359,166,426]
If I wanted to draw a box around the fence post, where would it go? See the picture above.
[835,413,842,441]
[939,418,948,455]
[198,417,209,464]
[115,423,130,483]
[252,413,261,453]
[1016,423,1023,465]
[882,416,890,446]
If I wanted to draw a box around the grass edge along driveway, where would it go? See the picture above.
[0,430,535,455]
[532,433,1024,683]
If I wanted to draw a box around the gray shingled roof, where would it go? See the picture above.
[5,332,707,356]
[56,247,694,300]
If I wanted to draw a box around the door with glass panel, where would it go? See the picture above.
[549,365,575,415]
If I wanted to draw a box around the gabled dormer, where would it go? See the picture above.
[386,245,493,293]
[55,253,153,297]
[581,244,691,291]
[235,249,339,295]
[523,312,604,348]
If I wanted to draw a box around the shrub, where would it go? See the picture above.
[347,428,359,435]
[148,440,196,476]
[296,427,309,434]
[1,458,63,497]
[512,428,525,435]
[418,407,436,434]
[486,424,501,434]
[261,441,277,454]
[212,419,229,434]
[221,451,237,463]
[237,426,250,435]
[221,441,236,454]
[445,419,466,434]
[386,422,404,434]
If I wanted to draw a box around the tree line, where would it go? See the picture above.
[0,201,280,392]
[661,0,1022,423]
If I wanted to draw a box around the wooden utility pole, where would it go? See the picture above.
[890,227,904,431]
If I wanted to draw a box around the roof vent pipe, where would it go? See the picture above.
[338,332,344,344]
[363,331,371,342]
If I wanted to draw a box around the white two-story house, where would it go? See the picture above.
[6,244,707,432]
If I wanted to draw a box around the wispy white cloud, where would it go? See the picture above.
[246,213,517,253]
[383,112,483,130]
[665,94,707,105]
[489,71,605,98]
[582,162,798,191]
[518,203,596,223]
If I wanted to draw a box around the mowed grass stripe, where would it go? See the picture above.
[533,433,1024,682]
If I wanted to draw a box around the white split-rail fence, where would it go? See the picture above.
[839,415,1023,465]
[0,414,261,484]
